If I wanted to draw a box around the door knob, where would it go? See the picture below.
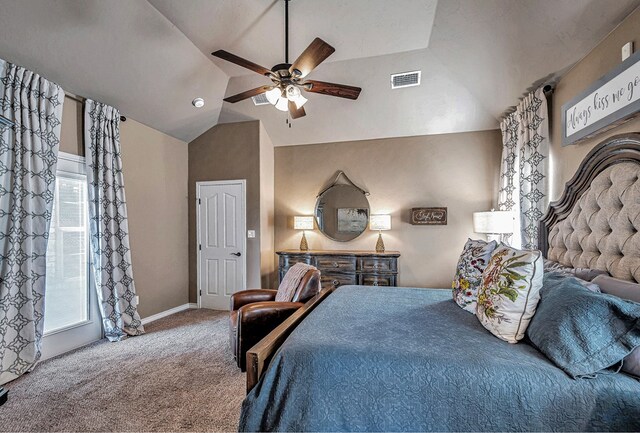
[231,252,242,257]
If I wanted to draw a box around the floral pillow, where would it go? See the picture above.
[452,239,498,313]
[476,244,543,343]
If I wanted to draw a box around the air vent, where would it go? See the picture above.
[390,71,421,89]
[252,93,270,105]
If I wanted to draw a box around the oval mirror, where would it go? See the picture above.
[315,184,370,242]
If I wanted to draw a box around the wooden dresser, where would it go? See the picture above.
[277,250,400,290]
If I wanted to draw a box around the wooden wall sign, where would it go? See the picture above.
[562,49,640,146]
[410,207,447,225]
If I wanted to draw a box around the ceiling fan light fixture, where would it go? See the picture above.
[275,97,289,112]
[265,87,282,105]
[292,93,307,109]
[286,84,307,109]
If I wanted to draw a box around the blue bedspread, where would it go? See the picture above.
[239,286,640,432]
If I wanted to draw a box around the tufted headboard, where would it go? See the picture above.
[539,133,640,283]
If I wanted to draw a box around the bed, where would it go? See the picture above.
[239,133,640,432]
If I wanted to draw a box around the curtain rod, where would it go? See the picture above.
[64,91,127,122]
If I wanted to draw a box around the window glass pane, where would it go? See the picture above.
[44,173,89,333]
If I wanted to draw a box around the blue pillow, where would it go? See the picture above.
[527,273,640,379]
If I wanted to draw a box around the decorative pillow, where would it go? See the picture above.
[476,244,543,343]
[543,259,602,292]
[452,239,498,313]
[527,273,640,379]
[590,275,640,378]
[543,259,572,274]
[543,258,607,282]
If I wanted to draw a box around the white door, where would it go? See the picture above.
[197,180,246,310]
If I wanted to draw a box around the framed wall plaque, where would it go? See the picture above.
[410,207,447,225]
[562,49,640,146]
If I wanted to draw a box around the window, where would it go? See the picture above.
[43,156,90,334]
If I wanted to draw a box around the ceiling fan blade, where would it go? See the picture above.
[303,80,361,100]
[288,100,306,119]
[289,38,335,78]
[223,85,273,103]
[212,50,272,76]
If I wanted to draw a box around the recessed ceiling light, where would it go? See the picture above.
[192,98,205,108]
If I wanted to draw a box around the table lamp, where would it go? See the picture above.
[370,214,391,253]
[473,210,514,243]
[294,216,314,251]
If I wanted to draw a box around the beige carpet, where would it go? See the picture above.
[0,309,245,432]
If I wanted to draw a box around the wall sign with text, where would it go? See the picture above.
[410,207,447,225]
[562,49,640,146]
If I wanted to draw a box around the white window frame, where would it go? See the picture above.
[41,151,102,360]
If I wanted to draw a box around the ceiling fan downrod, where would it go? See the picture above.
[284,0,289,64]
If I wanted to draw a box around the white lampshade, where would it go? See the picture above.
[265,87,281,105]
[286,85,308,109]
[275,97,289,112]
[265,87,289,112]
[473,210,514,234]
[370,214,391,231]
[294,216,314,230]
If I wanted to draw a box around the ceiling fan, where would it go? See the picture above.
[212,0,361,120]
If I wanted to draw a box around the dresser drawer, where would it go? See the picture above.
[279,255,312,270]
[314,256,356,272]
[359,257,396,272]
[360,274,395,287]
[321,272,357,289]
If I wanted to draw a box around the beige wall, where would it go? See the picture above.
[59,96,189,318]
[188,120,276,302]
[274,130,503,288]
[59,96,83,155]
[259,122,276,287]
[550,7,640,200]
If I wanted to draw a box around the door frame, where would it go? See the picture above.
[196,180,247,309]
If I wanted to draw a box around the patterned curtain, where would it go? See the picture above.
[498,87,549,250]
[85,100,144,342]
[0,61,64,385]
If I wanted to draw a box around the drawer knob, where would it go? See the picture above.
[373,282,379,286]
[332,262,339,267]
[332,280,339,286]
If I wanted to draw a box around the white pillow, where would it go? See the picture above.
[452,238,498,314]
[476,244,544,344]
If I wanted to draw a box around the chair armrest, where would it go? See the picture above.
[237,302,304,361]
[230,289,278,310]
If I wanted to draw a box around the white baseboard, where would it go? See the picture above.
[141,303,198,325]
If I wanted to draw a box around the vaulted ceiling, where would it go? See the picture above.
[0,0,637,145]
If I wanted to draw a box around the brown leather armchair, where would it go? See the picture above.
[229,268,321,371]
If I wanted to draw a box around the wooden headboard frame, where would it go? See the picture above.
[538,132,640,256]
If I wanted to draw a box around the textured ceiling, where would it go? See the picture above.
[148,0,439,77]
[0,0,638,145]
